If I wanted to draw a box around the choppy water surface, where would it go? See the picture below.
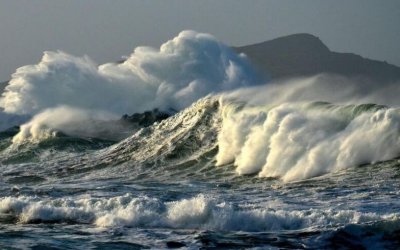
[1,97,400,249]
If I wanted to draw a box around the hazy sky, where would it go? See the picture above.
[0,0,399,81]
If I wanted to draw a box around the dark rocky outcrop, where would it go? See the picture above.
[120,109,171,127]
[235,33,400,82]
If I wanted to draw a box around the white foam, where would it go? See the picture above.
[214,74,400,181]
[217,102,400,182]
[0,194,397,231]
[0,31,258,116]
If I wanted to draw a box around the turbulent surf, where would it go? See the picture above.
[1,31,400,249]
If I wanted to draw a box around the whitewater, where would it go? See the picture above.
[1,31,400,249]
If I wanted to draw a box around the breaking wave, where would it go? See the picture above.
[3,95,400,183]
[75,96,400,183]
[1,30,400,249]
[217,100,400,182]
[1,194,397,232]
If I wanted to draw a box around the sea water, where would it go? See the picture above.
[1,97,400,249]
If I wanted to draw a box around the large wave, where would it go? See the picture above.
[3,93,400,183]
[214,74,400,181]
[1,30,400,183]
[0,30,259,139]
[63,95,400,183]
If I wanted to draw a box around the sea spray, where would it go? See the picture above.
[0,31,259,116]
[0,31,260,142]
[224,74,400,108]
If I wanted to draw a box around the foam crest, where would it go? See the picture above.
[217,102,400,182]
[1,194,397,231]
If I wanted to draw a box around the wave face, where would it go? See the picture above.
[1,31,400,248]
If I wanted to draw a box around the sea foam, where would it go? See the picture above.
[1,194,397,232]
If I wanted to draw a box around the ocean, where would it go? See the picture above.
[1,96,400,249]
[0,31,400,249]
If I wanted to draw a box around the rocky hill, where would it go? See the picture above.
[236,33,400,82]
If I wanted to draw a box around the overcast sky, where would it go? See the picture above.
[0,0,399,81]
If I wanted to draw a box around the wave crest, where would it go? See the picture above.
[217,101,400,182]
